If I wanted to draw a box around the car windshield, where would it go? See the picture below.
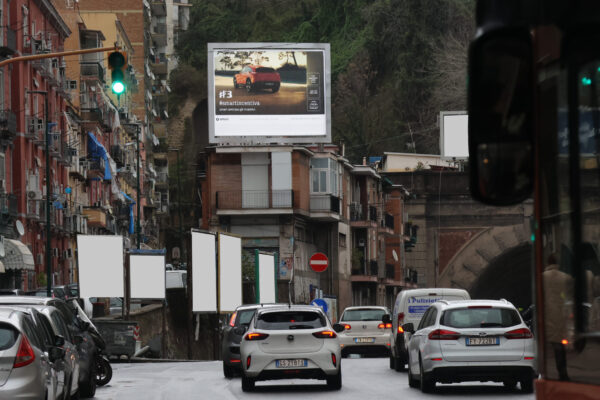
[256,67,275,73]
[341,309,387,321]
[441,307,522,329]
[255,311,326,330]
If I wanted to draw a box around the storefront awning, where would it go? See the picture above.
[3,239,35,271]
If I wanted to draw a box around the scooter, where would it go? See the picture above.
[89,325,113,386]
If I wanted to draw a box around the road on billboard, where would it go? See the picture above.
[94,358,535,400]
[214,75,307,114]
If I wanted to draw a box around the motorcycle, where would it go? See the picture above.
[89,327,113,386]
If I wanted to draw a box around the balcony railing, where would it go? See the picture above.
[350,203,364,221]
[351,259,378,276]
[0,27,17,55]
[80,62,105,82]
[310,194,340,213]
[216,190,294,210]
[111,145,125,167]
[0,193,17,217]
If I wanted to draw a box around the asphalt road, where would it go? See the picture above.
[93,358,536,400]
[214,75,310,115]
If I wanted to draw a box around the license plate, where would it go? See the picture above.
[354,337,375,343]
[276,359,307,368]
[265,82,274,86]
[466,337,499,346]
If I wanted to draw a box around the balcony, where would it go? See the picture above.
[49,135,61,158]
[149,54,168,75]
[25,117,44,142]
[80,62,105,82]
[155,171,168,189]
[0,110,17,145]
[310,194,340,220]
[81,108,103,123]
[151,0,167,16]
[351,258,378,282]
[150,24,167,47]
[83,208,107,228]
[216,190,294,213]
[0,27,17,57]
[0,193,18,217]
[152,120,167,138]
[111,145,125,167]
[69,159,88,181]
[88,158,105,177]
[59,143,76,166]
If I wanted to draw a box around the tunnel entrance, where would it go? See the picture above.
[469,242,533,309]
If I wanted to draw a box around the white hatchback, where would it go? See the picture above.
[405,299,536,393]
[240,305,343,391]
[337,306,392,357]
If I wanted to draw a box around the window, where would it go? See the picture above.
[341,308,387,321]
[311,158,339,195]
[441,307,521,329]
[0,323,17,351]
[21,315,43,350]
[50,311,71,342]
[22,6,28,43]
[256,311,326,330]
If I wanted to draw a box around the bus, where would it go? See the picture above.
[467,1,600,398]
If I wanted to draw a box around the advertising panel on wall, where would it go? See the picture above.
[192,231,217,312]
[208,43,331,144]
[257,252,277,303]
[218,233,242,313]
[440,111,469,160]
[130,255,166,299]
[77,235,124,298]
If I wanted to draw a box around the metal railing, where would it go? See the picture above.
[80,62,105,81]
[350,203,364,221]
[310,194,340,213]
[216,190,294,209]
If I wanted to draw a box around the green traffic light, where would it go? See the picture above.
[112,81,125,94]
[582,77,593,86]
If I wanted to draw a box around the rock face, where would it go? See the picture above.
[167,98,199,150]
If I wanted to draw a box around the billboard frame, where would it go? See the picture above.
[440,111,469,161]
[129,253,166,300]
[77,235,124,299]
[218,232,243,313]
[208,42,331,145]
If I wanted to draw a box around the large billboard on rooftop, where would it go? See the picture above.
[208,43,331,144]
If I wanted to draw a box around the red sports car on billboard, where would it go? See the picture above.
[234,65,281,93]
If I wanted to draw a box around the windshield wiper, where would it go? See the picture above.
[289,324,314,330]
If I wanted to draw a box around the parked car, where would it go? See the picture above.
[391,288,470,371]
[0,296,98,398]
[221,303,285,378]
[337,306,392,357]
[404,299,536,393]
[234,65,281,93]
[166,271,187,289]
[240,305,344,391]
[0,308,64,400]
[0,289,27,296]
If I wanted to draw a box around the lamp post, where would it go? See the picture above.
[29,90,51,296]
[168,148,184,262]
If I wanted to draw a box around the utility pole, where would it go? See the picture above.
[136,125,141,249]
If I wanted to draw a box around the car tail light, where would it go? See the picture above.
[397,326,404,334]
[377,323,393,329]
[313,330,337,339]
[343,324,351,330]
[504,328,533,339]
[428,329,460,340]
[229,312,237,327]
[246,355,251,369]
[398,312,405,325]
[385,323,392,329]
[431,358,443,361]
[468,305,492,309]
[331,353,337,367]
[561,339,569,345]
[524,356,534,360]
[378,323,385,329]
[13,335,35,368]
[244,332,269,341]
[230,359,241,363]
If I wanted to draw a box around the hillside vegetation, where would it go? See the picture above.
[173,0,475,162]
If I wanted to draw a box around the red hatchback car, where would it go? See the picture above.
[234,65,281,93]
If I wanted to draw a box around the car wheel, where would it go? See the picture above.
[245,79,253,93]
[241,373,255,392]
[233,77,238,89]
[394,351,406,371]
[408,358,419,388]
[503,379,517,390]
[326,368,342,390]
[419,357,435,393]
[272,84,280,93]
[389,355,395,369]
[79,371,97,398]
[520,377,534,393]
[95,357,112,386]
[223,363,235,379]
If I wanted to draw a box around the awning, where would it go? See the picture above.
[87,131,111,180]
[121,192,136,235]
[3,239,35,271]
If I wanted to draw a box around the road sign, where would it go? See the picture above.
[309,252,329,273]
[311,298,328,313]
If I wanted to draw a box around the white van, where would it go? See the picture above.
[389,288,470,371]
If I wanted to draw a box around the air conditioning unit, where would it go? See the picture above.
[27,190,41,200]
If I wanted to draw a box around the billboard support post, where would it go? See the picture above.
[274,252,279,302]
[255,249,260,303]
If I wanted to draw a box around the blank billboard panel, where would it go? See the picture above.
[218,234,242,312]
[192,231,217,312]
[440,111,469,160]
[77,235,124,298]
[130,255,165,299]
[258,253,276,303]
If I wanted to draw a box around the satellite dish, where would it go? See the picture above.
[15,220,25,237]
[0,241,4,258]
[392,249,399,262]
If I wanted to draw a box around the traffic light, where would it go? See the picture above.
[108,50,127,94]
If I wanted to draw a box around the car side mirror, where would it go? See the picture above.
[54,335,65,347]
[73,335,84,345]
[468,27,534,205]
[402,323,415,334]
[49,346,65,363]
[332,323,345,333]
[382,315,391,324]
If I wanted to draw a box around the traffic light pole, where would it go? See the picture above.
[0,46,120,68]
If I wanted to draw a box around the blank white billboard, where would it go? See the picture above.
[218,234,242,312]
[192,231,217,312]
[77,235,124,298]
[258,253,276,303]
[130,255,165,299]
[440,111,469,160]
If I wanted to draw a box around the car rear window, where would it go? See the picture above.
[256,67,275,73]
[341,309,387,321]
[256,311,326,330]
[0,324,17,350]
[441,307,522,329]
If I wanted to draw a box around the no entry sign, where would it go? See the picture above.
[309,252,329,273]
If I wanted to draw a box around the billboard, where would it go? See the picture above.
[218,233,242,312]
[440,111,469,160]
[257,252,277,303]
[208,43,331,144]
[77,235,124,298]
[192,231,217,312]
[130,255,166,300]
